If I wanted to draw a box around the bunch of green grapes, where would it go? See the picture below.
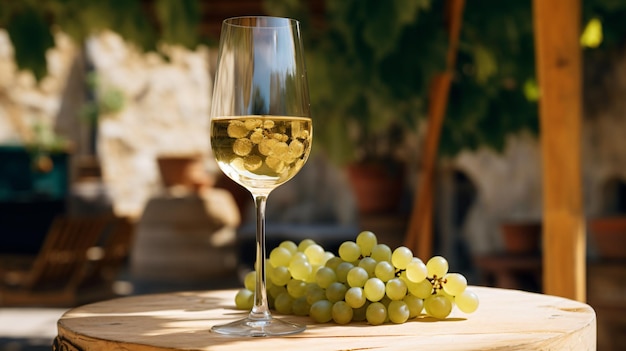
[233,231,479,325]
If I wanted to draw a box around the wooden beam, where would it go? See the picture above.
[404,0,465,260]
[532,0,586,301]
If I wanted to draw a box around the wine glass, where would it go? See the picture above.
[209,16,312,336]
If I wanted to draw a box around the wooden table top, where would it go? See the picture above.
[55,286,596,351]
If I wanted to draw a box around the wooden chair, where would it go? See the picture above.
[0,215,111,307]
[77,216,135,301]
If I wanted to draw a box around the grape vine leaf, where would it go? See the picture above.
[6,7,55,81]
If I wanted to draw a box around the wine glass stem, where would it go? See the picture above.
[250,194,271,320]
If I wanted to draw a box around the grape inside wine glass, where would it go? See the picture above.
[209,16,312,336]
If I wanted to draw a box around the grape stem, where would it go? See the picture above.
[428,275,447,295]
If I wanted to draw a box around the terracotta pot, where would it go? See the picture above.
[346,162,404,214]
[588,216,626,260]
[156,155,213,192]
[501,222,542,255]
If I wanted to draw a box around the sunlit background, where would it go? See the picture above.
[1,0,625,350]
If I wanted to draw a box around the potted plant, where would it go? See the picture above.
[500,221,542,255]
[588,216,626,260]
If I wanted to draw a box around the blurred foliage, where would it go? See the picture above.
[267,0,447,164]
[0,0,204,81]
[443,0,626,157]
[442,0,539,157]
[79,73,126,125]
[2,0,626,162]
[266,0,626,163]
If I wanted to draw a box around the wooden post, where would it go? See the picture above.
[404,0,464,260]
[532,0,586,301]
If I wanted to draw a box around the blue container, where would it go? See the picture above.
[0,146,69,253]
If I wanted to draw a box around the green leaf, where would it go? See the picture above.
[361,1,397,60]
[361,0,431,61]
[394,0,430,25]
[6,5,55,80]
[154,0,200,48]
[472,45,498,83]
[111,0,159,52]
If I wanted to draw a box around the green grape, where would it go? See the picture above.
[403,294,424,318]
[269,247,292,267]
[424,295,452,319]
[366,302,387,325]
[442,273,467,296]
[358,256,377,277]
[335,262,355,283]
[345,286,366,308]
[234,288,254,310]
[243,271,256,291]
[440,289,455,304]
[326,281,348,303]
[315,266,338,289]
[391,246,413,270]
[290,251,308,263]
[279,240,298,254]
[406,257,428,283]
[356,231,377,256]
[274,292,294,315]
[304,244,326,265]
[289,258,312,281]
[325,256,343,270]
[363,277,386,302]
[306,284,327,304]
[233,235,480,325]
[385,278,408,300]
[408,278,433,299]
[305,281,318,293]
[323,251,335,264]
[346,266,369,287]
[292,296,311,316]
[339,241,361,262]
[426,256,449,278]
[287,279,307,298]
[269,284,287,299]
[380,295,392,308]
[455,289,479,313]
[352,301,369,321]
[298,238,316,252]
[387,300,410,324]
[332,301,353,325]
[310,299,333,323]
[371,244,392,262]
[374,261,395,282]
[397,271,411,289]
[306,264,321,283]
[270,265,292,286]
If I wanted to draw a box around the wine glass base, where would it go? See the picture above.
[211,316,305,337]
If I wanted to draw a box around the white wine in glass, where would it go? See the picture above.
[209,16,312,336]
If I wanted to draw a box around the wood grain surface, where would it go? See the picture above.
[56,286,596,351]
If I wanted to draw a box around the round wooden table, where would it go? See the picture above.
[55,286,596,350]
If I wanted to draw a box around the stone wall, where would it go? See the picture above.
[450,132,543,255]
[85,31,219,218]
[0,30,78,147]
